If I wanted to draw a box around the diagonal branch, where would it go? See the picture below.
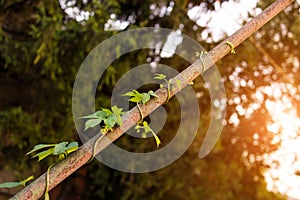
[10,0,295,199]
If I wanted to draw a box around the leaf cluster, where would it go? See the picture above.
[154,73,181,103]
[135,121,161,148]
[122,89,161,147]
[26,142,79,162]
[25,141,79,200]
[154,73,181,90]
[122,90,158,105]
[81,106,124,133]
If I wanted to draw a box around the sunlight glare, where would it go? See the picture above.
[263,83,300,199]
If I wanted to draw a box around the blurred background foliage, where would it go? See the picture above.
[0,0,299,199]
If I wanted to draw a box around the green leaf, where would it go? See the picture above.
[0,181,21,189]
[81,107,124,131]
[104,114,116,129]
[79,112,98,119]
[65,142,79,154]
[96,110,107,118]
[114,114,122,126]
[154,73,167,80]
[112,106,123,126]
[152,132,161,148]
[129,95,143,103]
[123,90,157,104]
[141,94,150,104]
[26,144,55,156]
[53,142,69,155]
[80,110,106,119]
[27,141,78,162]
[19,175,35,187]
[111,106,123,115]
[122,90,138,97]
[144,126,152,134]
[142,121,151,132]
[148,90,158,98]
[84,118,102,130]
[32,148,55,162]
[135,121,161,148]
[101,108,112,116]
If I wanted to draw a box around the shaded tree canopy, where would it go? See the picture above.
[0,0,299,199]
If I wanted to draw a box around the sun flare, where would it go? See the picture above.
[262,83,300,199]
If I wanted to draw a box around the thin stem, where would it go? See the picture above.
[149,128,161,148]
[199,51,207,74]
[136,102,143,124]
[165,81,171,104]
[87,133,105,163]
[44,163,55,200]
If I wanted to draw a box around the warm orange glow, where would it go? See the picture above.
[262,83,300,199]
